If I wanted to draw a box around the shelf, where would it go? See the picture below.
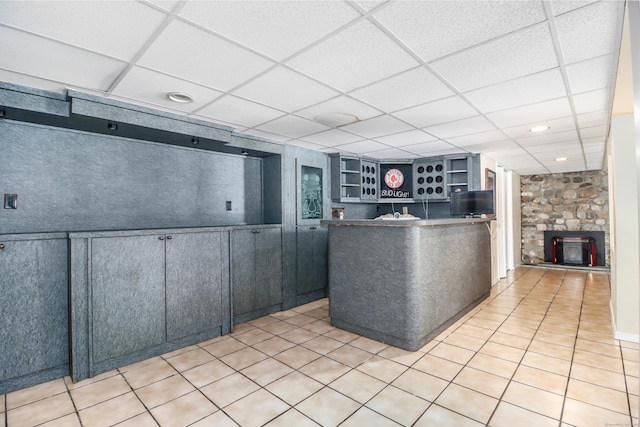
[447,170,468,174]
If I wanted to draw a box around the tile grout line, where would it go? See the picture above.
[480,267,564,426]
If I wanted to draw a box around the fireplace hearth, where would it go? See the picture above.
[544,231,605,267]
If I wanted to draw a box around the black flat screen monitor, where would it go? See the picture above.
[450,190,494,216]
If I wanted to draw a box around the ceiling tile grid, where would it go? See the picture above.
[0,0,626,174]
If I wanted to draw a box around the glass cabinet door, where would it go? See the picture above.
[301,166,323,219]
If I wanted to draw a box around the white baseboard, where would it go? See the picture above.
[610,300,640,343]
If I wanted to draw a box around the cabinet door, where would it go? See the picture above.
[165,232,223,342]
[91,235,165,363]
[0,239,68,382]
[231,228,283,318]
[296,226,327,296]
[254,228,283,308]
[231,229,257,317]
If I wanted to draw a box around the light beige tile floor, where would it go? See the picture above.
[2,266,638,426]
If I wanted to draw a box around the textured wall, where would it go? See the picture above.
[1,120,262,233]
[521,170,610,265]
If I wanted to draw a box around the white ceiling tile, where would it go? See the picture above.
[584,142,605,152]
[516,129,579,147]
[554,1,622,64]
[0,1,167,61]
[515,167,549,175]
[585,152,605,163]
[586,159,604,170]
[577,110,609,128]
[413,148,469,157]
[526,141,582,154]
[431,23,558,92]
[374,1,546,62]
[572,88,611,115]
[339,115,414,138]
[112,67,223,113]
[487,98,572,128]
[0,69,69,94]
[232,67,338,113]
[464,68,567,113]
[145,1,181,12]
[401,140,458,155]
[255,115,330,138]
[354,1,389,13]
[333,139,390,154]
[285,139,331,151]
[502,115,577,138]
[545,162,588,173]
[138,20,275,91]
[241,129,290,142]
[424,116,496,139]
[350,67,455,113]
[392,96,478,128]
[484,147,530,158]
[364,147,415,159]
[566,54,615,93]
[107,94,211,118]
[299,129,365,147]
[0,27,126,92]
[550,1,599,17]
[296,95,381,123]
[196,95,286,128]
[287,20,418,92]
[373,130,438,147]
[463,141,520,153]
[446,130,510,147]
[579,124,607,139]
[179,1,360,61]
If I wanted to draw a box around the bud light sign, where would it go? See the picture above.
[380,164,412,199]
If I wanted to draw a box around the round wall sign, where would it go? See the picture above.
[384,168,404,189]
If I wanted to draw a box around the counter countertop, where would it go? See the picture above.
[68,224,282,239]
[321,217,491,228]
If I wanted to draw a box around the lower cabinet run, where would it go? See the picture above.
[69,228,232,382]
[0,233,69,394]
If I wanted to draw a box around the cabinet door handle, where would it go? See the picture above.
[159,236,165,241]
[253,229,261,234]
[0,243,4,249]
[167,236,172,240]
[310,226,317,230]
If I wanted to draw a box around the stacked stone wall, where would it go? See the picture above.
[521,170,609,265]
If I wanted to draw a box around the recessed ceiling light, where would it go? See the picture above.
[313,112,359,127]
[555,157,568,162]
[167,92,194,103]
[529,125,550,133]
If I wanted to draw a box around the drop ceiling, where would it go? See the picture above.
[0,0,626,175]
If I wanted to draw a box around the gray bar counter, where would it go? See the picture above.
[323,218,492,351]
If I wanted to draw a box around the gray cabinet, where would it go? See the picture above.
[166,232,224,342]
[70,229,230,382]
[296,225,328,304]
[231,227,283,323]
[91,235,166,363]
[0,235,69,394]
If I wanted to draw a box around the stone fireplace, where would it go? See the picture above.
[521,170,609,266]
